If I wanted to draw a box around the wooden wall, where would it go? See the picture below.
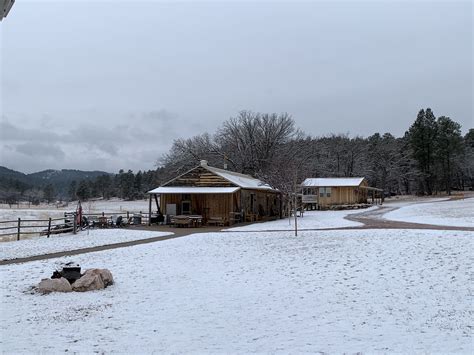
[160,192,237,221]
[160,189,281,222]
[241,189,280,218]
[305,182,369,207]
[166,167,235,187]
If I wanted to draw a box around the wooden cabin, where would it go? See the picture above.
[148,160,281,225]
[300,177,383,209]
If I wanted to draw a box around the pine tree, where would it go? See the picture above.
[76,180,90,201]
[406,108,438,194]
[43,184,56,204]
[68,180,77,201]
[435,116,463,194]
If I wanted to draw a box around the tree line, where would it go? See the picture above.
[159,109,472,197]
[2,107,471,205]
[66,169,163,202]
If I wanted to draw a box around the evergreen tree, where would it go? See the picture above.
[76,180,91,201]
[43,184,56,203]
[463,129,474,189]
[406,108,438,194]
[435,116,463,194]
[134,171,143,198]
[68,180,77,201]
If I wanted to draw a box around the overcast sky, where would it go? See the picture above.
[0,0,472,174]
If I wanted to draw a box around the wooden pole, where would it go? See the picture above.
[73,213,77,234]
[47,217,52,238]
[148,194,152,226]
[17,218,20,241]
[294,175,298,237]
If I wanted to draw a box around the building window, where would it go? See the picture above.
[182,201,191,215]
[319,187,332,197]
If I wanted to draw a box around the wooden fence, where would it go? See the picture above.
[0,211,152,241]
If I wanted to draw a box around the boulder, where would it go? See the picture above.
[83,268,114,287]
[72,271,105,292]
[96,268,114,287]
[37,277,72,294]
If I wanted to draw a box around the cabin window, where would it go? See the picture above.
[319,187,331,197]
[181,201,191,215]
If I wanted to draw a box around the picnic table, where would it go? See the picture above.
[170,215,202,228]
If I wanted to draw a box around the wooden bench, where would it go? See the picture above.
[207,217,226,227]
[170,216,191,227]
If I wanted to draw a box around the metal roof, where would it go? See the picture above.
[301,177,365,187]
[205,165,276,191]
[148,186,240,194]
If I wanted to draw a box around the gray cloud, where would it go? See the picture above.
[15,142,66,160]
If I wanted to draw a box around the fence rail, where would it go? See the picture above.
[0,211,152,241]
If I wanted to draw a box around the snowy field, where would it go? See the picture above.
[0,199,150,241]
[0,199,150,221]
[0,229,173,261]
[384,197,474,227]
[227,207,376,231]
[1,229,472,353]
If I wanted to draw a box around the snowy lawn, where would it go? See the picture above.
[0,229,173,261]
[1,229,472,353]
[0,199,152,242]
[384,197,474,227]
[226,207,376,231]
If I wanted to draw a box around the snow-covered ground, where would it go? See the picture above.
[226,207,376,231]
[0,199,150,241]
[0,229,173,261]
[384,197,474,227]
[1,229,472,353]
[0,199,149,221]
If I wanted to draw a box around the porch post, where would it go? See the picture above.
[148,193,152,226]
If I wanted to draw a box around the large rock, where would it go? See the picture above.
[95,268,114,287]
[37,277,72,294]
[72,268,113,292]
[72,271,105,292]
[84,268,114,287]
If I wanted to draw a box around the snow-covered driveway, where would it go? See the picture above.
[1,229,472,353]
[383,197,474,227]
[226,207,376,231]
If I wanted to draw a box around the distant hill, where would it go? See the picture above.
[0,166,29,183]
[27,169,110,187]
[0,166,111,199]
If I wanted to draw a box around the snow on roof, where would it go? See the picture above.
[301,177,365,187]
[148,186,240,194]
[205,165,276,191]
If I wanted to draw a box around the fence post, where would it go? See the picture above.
[73,213,77,235]
[127,211,129,219]
[17,218,21,241]
[47,217,52,238]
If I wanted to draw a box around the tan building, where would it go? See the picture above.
[301,177,382,209]
[148,160,281,225]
